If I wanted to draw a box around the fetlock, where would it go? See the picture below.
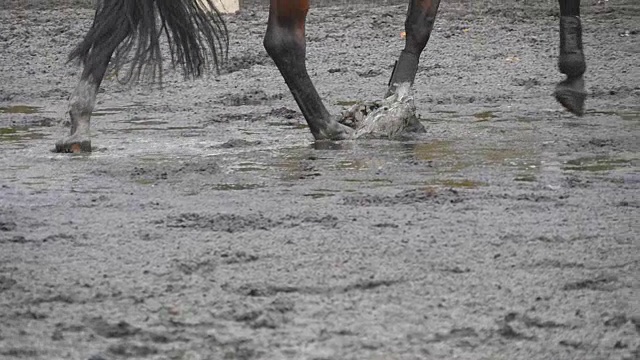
[386,50,419,97]
[558,16,586,78]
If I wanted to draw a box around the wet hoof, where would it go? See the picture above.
[554,78,586,116]
[54,138,91,153]
[314,122,355,142]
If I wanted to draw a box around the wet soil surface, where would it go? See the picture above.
[1,1,639,359]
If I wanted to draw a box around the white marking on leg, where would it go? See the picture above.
[68,76,97,136]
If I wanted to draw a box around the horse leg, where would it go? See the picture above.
[263,0,353,141]
[555,0,586,116]
[56,5,131,153]
[55,54,113,153]
[386,0,441,97]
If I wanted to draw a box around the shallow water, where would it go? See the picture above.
[1,2,639,360]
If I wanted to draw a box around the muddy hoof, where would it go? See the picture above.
[54,138,92,153]
[314,122,355,141]
[554,79,586,116]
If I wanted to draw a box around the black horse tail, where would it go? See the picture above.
[69,0,229,82]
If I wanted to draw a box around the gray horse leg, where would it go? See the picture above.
[56,0,228,152]
[56,56,111,153]
[555,0,586,116]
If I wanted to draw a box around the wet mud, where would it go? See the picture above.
[1,1,639,359]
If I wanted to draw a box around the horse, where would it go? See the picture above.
[55,0,587,153]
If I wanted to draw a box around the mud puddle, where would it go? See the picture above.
[563,155,635,172]
[0,105,41,114]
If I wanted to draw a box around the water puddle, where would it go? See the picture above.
[209,183,266,191]
[565,122,599,130]
[0,105,40,114]
[120,119,168,126]
[412,140,457,161]
[343,178,393,187]
[92,104,142,117]
[335,159,369,170]
[473,110,498,122]
[563,156,632,172]
[232,161,269,172]
[411,141,536,172]
[303,189,341,199]
[481,148,537,168]
[0,126,46,142]
[514,174,537,182]
[587,109,640,122]
[431,179,485,188]
[618,111,640,122]
[133,179,156,185]
[100,125,204,134]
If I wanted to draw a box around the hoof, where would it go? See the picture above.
[554,78,586,116]
[54,138,92,153]
[314,122,355,142]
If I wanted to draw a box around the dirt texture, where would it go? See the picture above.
[1,1,639,359]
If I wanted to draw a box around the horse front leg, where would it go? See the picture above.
[386,0,441,97]
[263,0,353,141]
[555,0,586,116]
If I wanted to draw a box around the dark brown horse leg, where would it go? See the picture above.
[555,0,586,116]
[263,0,352,141]
[386,0,441,97]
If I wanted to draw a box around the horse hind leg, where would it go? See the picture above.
[56,13,130,153]
[55,58,111,153]
[554,0,587,116]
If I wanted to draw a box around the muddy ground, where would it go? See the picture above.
[0,1,639,359]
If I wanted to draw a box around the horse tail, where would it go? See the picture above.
[68,0,229,82]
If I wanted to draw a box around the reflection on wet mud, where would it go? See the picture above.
[91,104,142,117]
[618,111,640,122]
[215,138,544,193]
[587,109,640,122]
[335,159,369,170]
[209,183,266,191]
[432,179,486,188]
[0,126,46,142]
[514,174,537,182]
[120,119,168,126]
[409,140,538,171]
[232,161,268,172]
[563,156,632,172]
[0,105,40,114]
[473,110,498,122]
